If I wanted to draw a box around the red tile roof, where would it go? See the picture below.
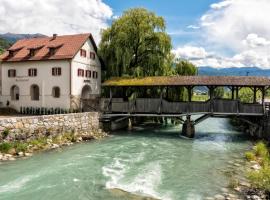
[0,33,97,62]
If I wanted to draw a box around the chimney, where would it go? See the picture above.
[52,34,57,40]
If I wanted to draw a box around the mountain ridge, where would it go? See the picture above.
[198,66,270,77]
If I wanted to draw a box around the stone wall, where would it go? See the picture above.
[0,112,101,141]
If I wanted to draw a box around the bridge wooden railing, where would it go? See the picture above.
[100,98,264,116]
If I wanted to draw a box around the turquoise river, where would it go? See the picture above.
[0,118,251,200]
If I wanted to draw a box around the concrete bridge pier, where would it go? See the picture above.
[181,116,195,138]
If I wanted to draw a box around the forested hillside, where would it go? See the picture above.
[0,37,11,54]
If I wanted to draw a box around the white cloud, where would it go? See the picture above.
[200,0,270,51]
[210,0,233,10]
[172,46,208,60]
[174,0,270,69]
[242,34,270,48]
[187,25,200,30]
[0,0,113,42]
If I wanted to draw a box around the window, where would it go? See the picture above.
[90,52,96,60]
[92,71,98,79]
[77,69,84,77]
[29,49,35,57]
[52,67,61,76]
[28,68,37,77]
[52,87,60,98]
[49,48,56,56]
[80,49,87,57]
[86,70,91,78]
[10,85,19,100]
[30,84,40,101]
[8,69,16,77]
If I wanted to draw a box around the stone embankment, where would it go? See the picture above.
[0,112,107,161]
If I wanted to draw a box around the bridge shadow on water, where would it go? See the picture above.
[111,120,252,144]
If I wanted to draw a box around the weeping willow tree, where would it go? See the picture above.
[99,8,172,79]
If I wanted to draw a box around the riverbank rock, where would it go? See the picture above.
[214,194,225,200]
[251,164,261,171]
[17,152,24,157]
[51,144,60,149]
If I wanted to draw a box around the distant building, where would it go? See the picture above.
[0,33,102,112]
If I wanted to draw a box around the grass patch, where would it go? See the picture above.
[0,143,13,153]
[13,142,28,153]
[246,141,270,192]
[245,151,256,161]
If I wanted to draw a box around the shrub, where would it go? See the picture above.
[1,129,10,139]
[29,137,47,149]
[248,165,270,191]
[245,151,256,161]
[13,142,28,153]
[0,142,13,153]
[254,141,268,158]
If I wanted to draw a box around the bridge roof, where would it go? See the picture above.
[102,76,270,87]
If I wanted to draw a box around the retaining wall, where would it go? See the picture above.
[0,112,100,141]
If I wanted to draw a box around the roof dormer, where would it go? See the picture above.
[27,45,44,57]
[47,43,63,56]
[7,46,24,58]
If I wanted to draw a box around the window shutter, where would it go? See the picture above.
[59,68,61,75]
[14,70,16,77]
[77,69,80,76]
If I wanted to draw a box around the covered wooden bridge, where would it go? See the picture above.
[101,76,270,137]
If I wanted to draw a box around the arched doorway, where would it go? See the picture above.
[30,84,40,101]
[81,85,92,111]
[10,85,20,100]
[81,85,92,100]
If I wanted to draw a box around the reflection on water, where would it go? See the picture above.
[0,118,250,200]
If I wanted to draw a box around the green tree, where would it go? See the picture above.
[167,59,198,101]
[174,60,197,76]
[99,8,172,79]
[0,38,11,54]
[214,87,225,98]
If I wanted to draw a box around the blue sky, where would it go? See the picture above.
[103,0,218,47]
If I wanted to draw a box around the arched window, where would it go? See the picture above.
[52,87,60,98]
[30,84,39,101]
[10,85,20,100]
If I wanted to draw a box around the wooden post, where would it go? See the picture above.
[159,87,163,114]
[253,86,257,104]
[187,86,192,102]
[262,87,265,105]
[208,86,214,100]
[236,87,239,100]
[231,86,235,100]
[109,88,112,100]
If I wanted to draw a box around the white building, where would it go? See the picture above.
[0,33,102,112]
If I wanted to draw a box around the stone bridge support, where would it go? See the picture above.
[182,116,195,138]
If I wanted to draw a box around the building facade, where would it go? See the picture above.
[0,33,101,112]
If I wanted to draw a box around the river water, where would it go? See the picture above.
[0,118,250,200]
